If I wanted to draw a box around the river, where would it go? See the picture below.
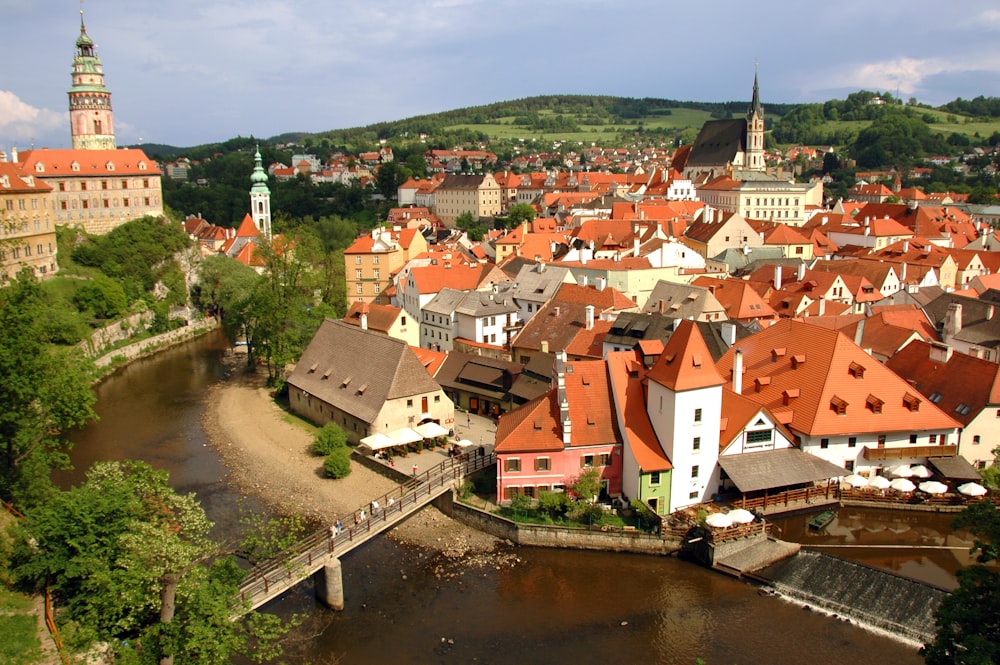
[67,331,942,664]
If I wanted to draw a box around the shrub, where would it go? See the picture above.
[323,448,352,479]
[537,489,570,518]
[312,423,348,456]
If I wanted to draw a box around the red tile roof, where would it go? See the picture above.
[494,360,619,453]
[716,319,961,437]
[646,319,726,392]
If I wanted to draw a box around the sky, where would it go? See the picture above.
[2,1,1000,151]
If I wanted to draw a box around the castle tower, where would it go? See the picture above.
[68,9,116,150]
[745,69,765,171]
[249,147,272,241]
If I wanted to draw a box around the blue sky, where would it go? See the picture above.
[2,1,1000,150]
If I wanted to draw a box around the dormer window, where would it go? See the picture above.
[903,393,921,412]
[849,361,866,378]
[782,388,800,406]
[106,161,115,171]
[830,395,848,415]
[771,348,786,362]
[791,354,806,369]
[34,162,45,173]
[754,376,771,392]
[0,175,9,188]
[71,161,80,172]
[866,394,884,414]
[139,161,147,170]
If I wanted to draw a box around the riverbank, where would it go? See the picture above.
[202,360,499,557]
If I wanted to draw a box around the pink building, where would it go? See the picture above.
[494,352,622,502]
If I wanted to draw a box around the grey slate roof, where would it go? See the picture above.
[641,281,726,320]
[424,288,466,316]
[926,455,982,481]
[685,118,747,168]
[718,448,846,493]
[507,263,575,305]
[604,312,750,362]
[455,290,518,317]
[287,319,443,424]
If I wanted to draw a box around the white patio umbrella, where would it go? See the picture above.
[705,512,734,528]
[957,482,988,497]
[918,481,949,495]
[869,475,892,490]
[456,439,475,448]
[843,474,869,488]
[727,508,755,524]
[909,464,933,479]
[889,478,916,492]
[414,421,449,439]
[889,464,914,478]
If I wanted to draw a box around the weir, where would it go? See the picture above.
[753,550,948,645]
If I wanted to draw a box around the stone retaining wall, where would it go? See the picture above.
[93,317,218,369]
[441,493,683,555]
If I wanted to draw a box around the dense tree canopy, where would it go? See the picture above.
[11,460,289,664]
[0,272,96,507]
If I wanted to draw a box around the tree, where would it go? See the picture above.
[922,501,1000,664]
[72,274,129,319]
[12,460,289,664]
[311,422,348,456]
[0,272,97,507]
[569,468,602,503]
[323,448,352,479]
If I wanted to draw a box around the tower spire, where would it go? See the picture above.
[68,4,116,150]
[250,145,272,241]
[745,64,765,171]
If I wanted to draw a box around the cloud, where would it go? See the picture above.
[0,90,65,145]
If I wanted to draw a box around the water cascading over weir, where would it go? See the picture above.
[753,550,948,645]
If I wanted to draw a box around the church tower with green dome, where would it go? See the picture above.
[250,147,272,241]
[68,8,116,150]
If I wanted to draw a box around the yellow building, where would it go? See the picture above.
[344,226,428,305]
[0,161,58,282]
[433,173,501,225]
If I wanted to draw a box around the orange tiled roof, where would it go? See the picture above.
[494,359,619,453]
[606,350,672,472]
[646,319,726,392]
[17,147,162,176]
[716,318,961,437]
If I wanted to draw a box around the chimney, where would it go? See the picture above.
[817,297,826,316]
[10,147,17,163]
[360,312,368,331]
[903,240,909,253]
[658,299,666,314]
[944,302,963,340]
[585,305,595,330]
[554,351,572,444]
[796,262,806,282]
[733,348,744,395]
[580,274,588,287]
[596,276,606,291]
[633,237,640,256]
[854,319,866,347]
[720,321,737,346]
[774,265,782,290]
[928,341,954,364]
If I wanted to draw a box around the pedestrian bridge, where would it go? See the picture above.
[234,452,496,615]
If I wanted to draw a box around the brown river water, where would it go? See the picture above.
[65,331,973,664]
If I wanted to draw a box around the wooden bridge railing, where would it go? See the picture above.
[235,452,496,612]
